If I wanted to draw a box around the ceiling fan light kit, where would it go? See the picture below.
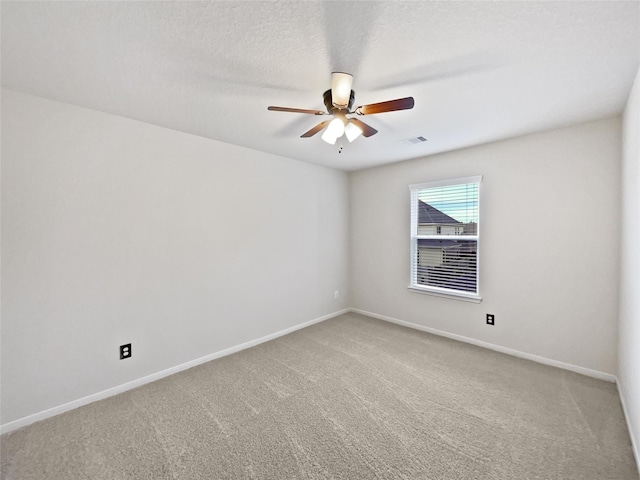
[330,72,353,108]
[268,72,414,148]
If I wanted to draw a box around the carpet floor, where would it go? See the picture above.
[1,312,638,479]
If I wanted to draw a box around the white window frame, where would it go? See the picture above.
[408,176,482,303]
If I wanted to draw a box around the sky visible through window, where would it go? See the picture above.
[418,183,479,224]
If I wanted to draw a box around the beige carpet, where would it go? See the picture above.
[1,313,637,479]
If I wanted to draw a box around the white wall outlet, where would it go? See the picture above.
[334,290,339,299]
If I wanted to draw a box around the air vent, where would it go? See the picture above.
[400,136,428,146]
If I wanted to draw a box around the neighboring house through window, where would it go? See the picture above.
[409,176,482,301]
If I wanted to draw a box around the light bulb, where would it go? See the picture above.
[321,117,347,145]
[331,72,353,109]
[344,121,363,142]
[321,129,338,145]
[327,117,345,137]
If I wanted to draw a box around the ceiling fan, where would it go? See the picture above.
[267,72,414,145]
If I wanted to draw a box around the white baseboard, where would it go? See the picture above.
[0,309,348,435]
[617,378,640,472]
[2,307,623,437]
[348,308,617,383]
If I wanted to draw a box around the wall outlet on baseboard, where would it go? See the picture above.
[486,314,495,326]
[120,343,132,359]
[334,290,339,300]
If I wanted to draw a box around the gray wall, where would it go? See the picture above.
[1,89,350,425]
[619,66,640,464]
[349,117,621,376]
[2,86,634,457]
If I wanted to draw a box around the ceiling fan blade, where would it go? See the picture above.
[300,121,330,138]
[355,97,414,115]
[268,106,326,115]
[349,118,378,137]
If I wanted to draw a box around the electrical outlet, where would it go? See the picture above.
[334,290,339,299]
[486,314,495,326]
[120,343,132,359]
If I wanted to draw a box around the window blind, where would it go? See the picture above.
[409,176,481,300]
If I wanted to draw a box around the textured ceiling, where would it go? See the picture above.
[2,1,639,171]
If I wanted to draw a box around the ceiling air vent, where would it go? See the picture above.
[400,136,428,146]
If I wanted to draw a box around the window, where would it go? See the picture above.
[409,176,481,302]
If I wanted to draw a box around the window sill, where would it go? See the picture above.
[408,286,482,303]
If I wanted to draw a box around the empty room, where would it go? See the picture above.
[1,1,639,478]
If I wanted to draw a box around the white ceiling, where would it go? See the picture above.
[2,1,639,171]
